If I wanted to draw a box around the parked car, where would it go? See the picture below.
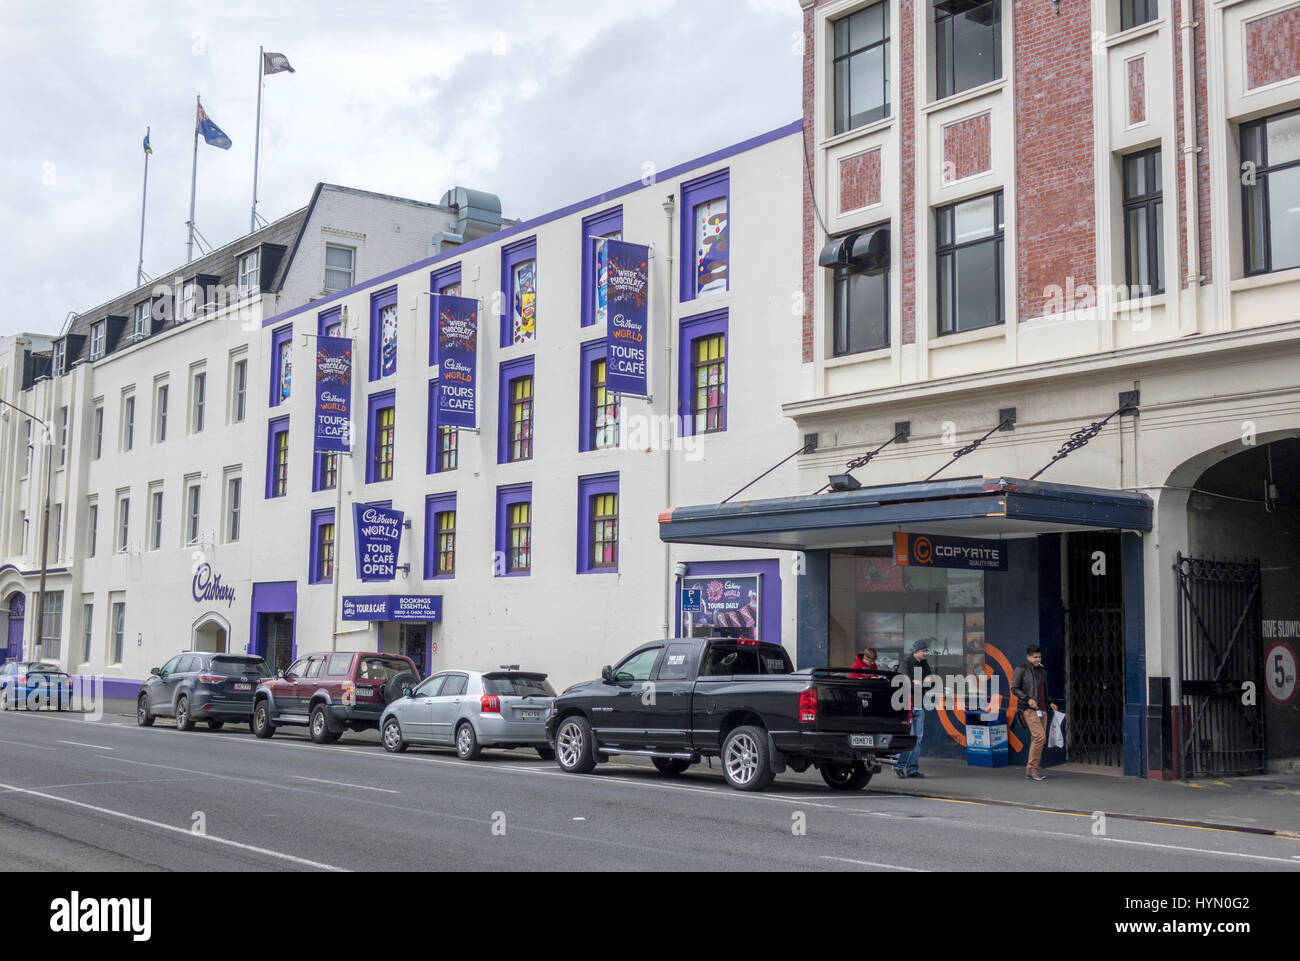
[252,651,419,743]
[136,652,271,730]
[545,638,915,792]
[0,661,72,711]
[380,669,557,760]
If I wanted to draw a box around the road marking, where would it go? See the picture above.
[821,856,927,872]
[0,779,349,872]
[0,738,57,751]
[287,775,399,794]
[56,740,113,750]
[1029,828,1300,866]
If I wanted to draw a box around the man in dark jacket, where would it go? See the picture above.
[1011,645,1058,781]
[893,640,932,779]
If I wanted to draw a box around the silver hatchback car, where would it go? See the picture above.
[380,669,557,760]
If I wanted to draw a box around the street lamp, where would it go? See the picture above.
[1,397,53,662]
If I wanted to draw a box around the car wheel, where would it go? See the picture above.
[820,761,872,791]
[310,705,334,744]
[721,726,775,792]
[383,718,409,753]
[455,722,481,760]
[554,716,597,774]
[136,695,154,727]
[535,746,556,761]
[175,695,195,732]
[652,757,691,777]
[207,720,225,731]
[252,700,276,739]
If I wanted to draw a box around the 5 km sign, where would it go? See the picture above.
[893,532,1008,572]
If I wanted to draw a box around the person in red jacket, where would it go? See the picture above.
[849,648,878,677]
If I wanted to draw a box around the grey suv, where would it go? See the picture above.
[137,652,271,731]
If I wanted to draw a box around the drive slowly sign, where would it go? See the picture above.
[314,335,353,453]
[603,239,650,396]
[354,504,404,582]
[893,532,1008,571]
[433,294,478,429]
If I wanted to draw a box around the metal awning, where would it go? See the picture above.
[658,476,1152,551]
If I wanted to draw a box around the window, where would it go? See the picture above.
[1123,148,1164,296]
[53,339,66,375]
[508,502,531,573]
[1120,0,1157,30]
[237,249,261,298]
[310,510,335,584]
[370,290,399,381]
[58,407,68,466]
[437,427,457,472]
[93,406,103,459]
[186,483,201,545]
[122,395,135,451]
[495,484,532,577]
[501,237,538,347]
[833,2,890,133]
[935,0,1002,99]
[110,601,125,664]
[232,358,248,423]
[327,653,352,676]
[832,234,891,355]
[578,473,619,574]
[117,496,130,553]
[87,502,97,557]
[89,322,106,360]
[133,300,151,339]
[267,417,290,498]
[226,476,241,542]
[191,371,207,433]
[324,244,354,292]
[181,283,197,322]
[19,512,27,555]
[425,493,457,579]
[1243,109,1300,276]
[316,452,339,491]
[581,207,622,328]
[592,358,619,449]
[432,263,462,298]
[21,420,30,477]
[367,392,396,483]
[436,510,456,577]
[613,647,662,682]
[150,489,163,550]
[681,170,730,300]
[81,602,93,663]
[52,504,62,560]
[271,325,293,405]
[692,334,727,433]
[155,385,168,443]
[40,591,63,659]
[427,380,459,474]
[497,357,536,464]
[936,190,1004,334]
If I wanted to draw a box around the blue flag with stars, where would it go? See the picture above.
[196,104,232,150]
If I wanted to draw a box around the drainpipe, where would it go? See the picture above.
[662,193,676,638]
[1180,2,1201,333]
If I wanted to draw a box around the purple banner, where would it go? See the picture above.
[604,239,649,396]
[433,294,478,430]
[353,503,404,582]
[314,336,352,453]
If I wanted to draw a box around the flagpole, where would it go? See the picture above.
[187,96,200,264]
[137,127,150,288]
[251,46,264,233]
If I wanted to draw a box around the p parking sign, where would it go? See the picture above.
[681,588,703,613]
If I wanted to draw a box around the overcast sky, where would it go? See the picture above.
[0,0,802,338]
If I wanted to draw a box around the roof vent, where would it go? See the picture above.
[439,187,503,243]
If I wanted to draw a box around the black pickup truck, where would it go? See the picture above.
[545,637,914,792]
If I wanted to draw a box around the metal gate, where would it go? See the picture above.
[1064,532,1126,767]
[1176,553,1266,777]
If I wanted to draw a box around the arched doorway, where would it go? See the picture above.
[3,591,24,663]
[191,613,230,653]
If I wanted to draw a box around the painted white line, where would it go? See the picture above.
[56,740,113,751]
[1029,828,1300,866]
[0,779,349,872]
[821,855,927,872]
[0,738,57,751]
[288,775,399,794]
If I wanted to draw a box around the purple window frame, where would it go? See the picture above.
[269,324,293,407]
[318,306,343,338]
[577,472,619,574]
[672,559,782,644]
[500,236,537,348]
[580,206,623,328]
[365,389,396,485]
[308,508,336,585]
[680,168,730,302]
[494,482,532,578]
[678,309,728,437]
[424,492,457,580]
[428,263,463,367]
[369,286,399,383]
[426,380,457,475]
[497,355,535,464]
[312,452,337,492]
[265,416,290,498]
[578,338,612,453]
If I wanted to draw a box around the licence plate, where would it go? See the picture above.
[234,683,251,692]
[357,688,374,697]
[849,734,875,748]
[519,710,542,720]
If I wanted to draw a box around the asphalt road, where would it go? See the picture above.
[2,704,1300,873]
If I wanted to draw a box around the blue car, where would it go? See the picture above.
[0,661,73,711]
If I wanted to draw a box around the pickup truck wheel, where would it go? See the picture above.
[455,722,482,760]
[722,726,776,792]
[310,705,334,744]
[136,695,154,727]
[175,695,195,731]
[555,716,597,774]
[652,758,691,776]
[820,761,872,791]
[383,718,409,753]
[207,720,225,731]
[252,701,276,739]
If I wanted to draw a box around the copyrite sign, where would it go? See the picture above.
[893,532,1008,571]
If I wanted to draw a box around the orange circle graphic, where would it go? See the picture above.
[913,536,934,564]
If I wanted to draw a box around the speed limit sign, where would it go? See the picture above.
[1265,641,1298,706]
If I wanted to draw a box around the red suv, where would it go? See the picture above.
[252,651,420,744]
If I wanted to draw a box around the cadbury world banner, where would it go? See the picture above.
[314,335,353,453]
[433,294,478,430]
[603,239,650,396]
[354,503,404,582]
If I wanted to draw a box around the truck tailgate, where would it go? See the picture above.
[812,670,909,733]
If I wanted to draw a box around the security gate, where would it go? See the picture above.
[1064,532,1126,767]
[1176,553,1266,777]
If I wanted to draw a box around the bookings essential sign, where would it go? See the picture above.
[314,335,353,453]
[603,239,650,396]
[354,504,404,582]
[433,294,478,429]
[893,532,1008,571]
[342,595,442,622]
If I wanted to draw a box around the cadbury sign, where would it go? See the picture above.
[192,562,237,608]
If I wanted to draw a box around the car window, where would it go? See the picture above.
[441,674,468,697]
[0,664,11,676]
[305,657,324,678]
[615,647,662,681]
[483,675,556,697]
[326,653,353,676]
[357,657,413,681]
[656,644,697,681]
[211,656,270,677]
[286,659,309,678]
[181,655,204,674]
[160,655,183,675]
[415,675,446,698]
[700,644,791,676]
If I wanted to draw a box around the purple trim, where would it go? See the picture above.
[365,389,396,485]
[677,309,728,437]
[261,120,803,329]
[680,169,730,303]
[95,677,145,701]
[497,355,535,465]
[312,450,330,492]
[580,207,623,328]
[673,559,782,644]
[430,263,462,294]
[308,508,335,585]
[265,416,290,498]
[428,264,464,368]
[317,306,342,338]
[577,472,619,574]
[500,237,537,348]
[368,286,399,383]
[494,483,532,578]
[426,380,455,475]
[269,324,293,408]
[424,492,456,580]
[0,564,70,578]
[578,338,606,453]
[250,581,298,663]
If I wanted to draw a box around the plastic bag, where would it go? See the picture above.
[1049,711,1066,749]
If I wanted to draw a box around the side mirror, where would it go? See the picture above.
[150,667,163,677]
[601,665,613,683]
[403,688,413,698]
[276,669,284,679]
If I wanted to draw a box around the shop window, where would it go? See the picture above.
[935,0,1001,100]
[1243,108,1300,276]
[681,170,729,301]
[581,207,622,328]
[309,509,335,584]
[366,391,396,483]
[270,324,293,406]
[425,493,456,580]
[495,483,532,577]
[936,190,1004,334]
[1122,147,1164,296]
[501,237,538,347]
[833,1,891,134]
[578,473,619,574]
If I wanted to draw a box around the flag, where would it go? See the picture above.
[142,128,152,154]
[196,104,232,150]
[263,51,295,75]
